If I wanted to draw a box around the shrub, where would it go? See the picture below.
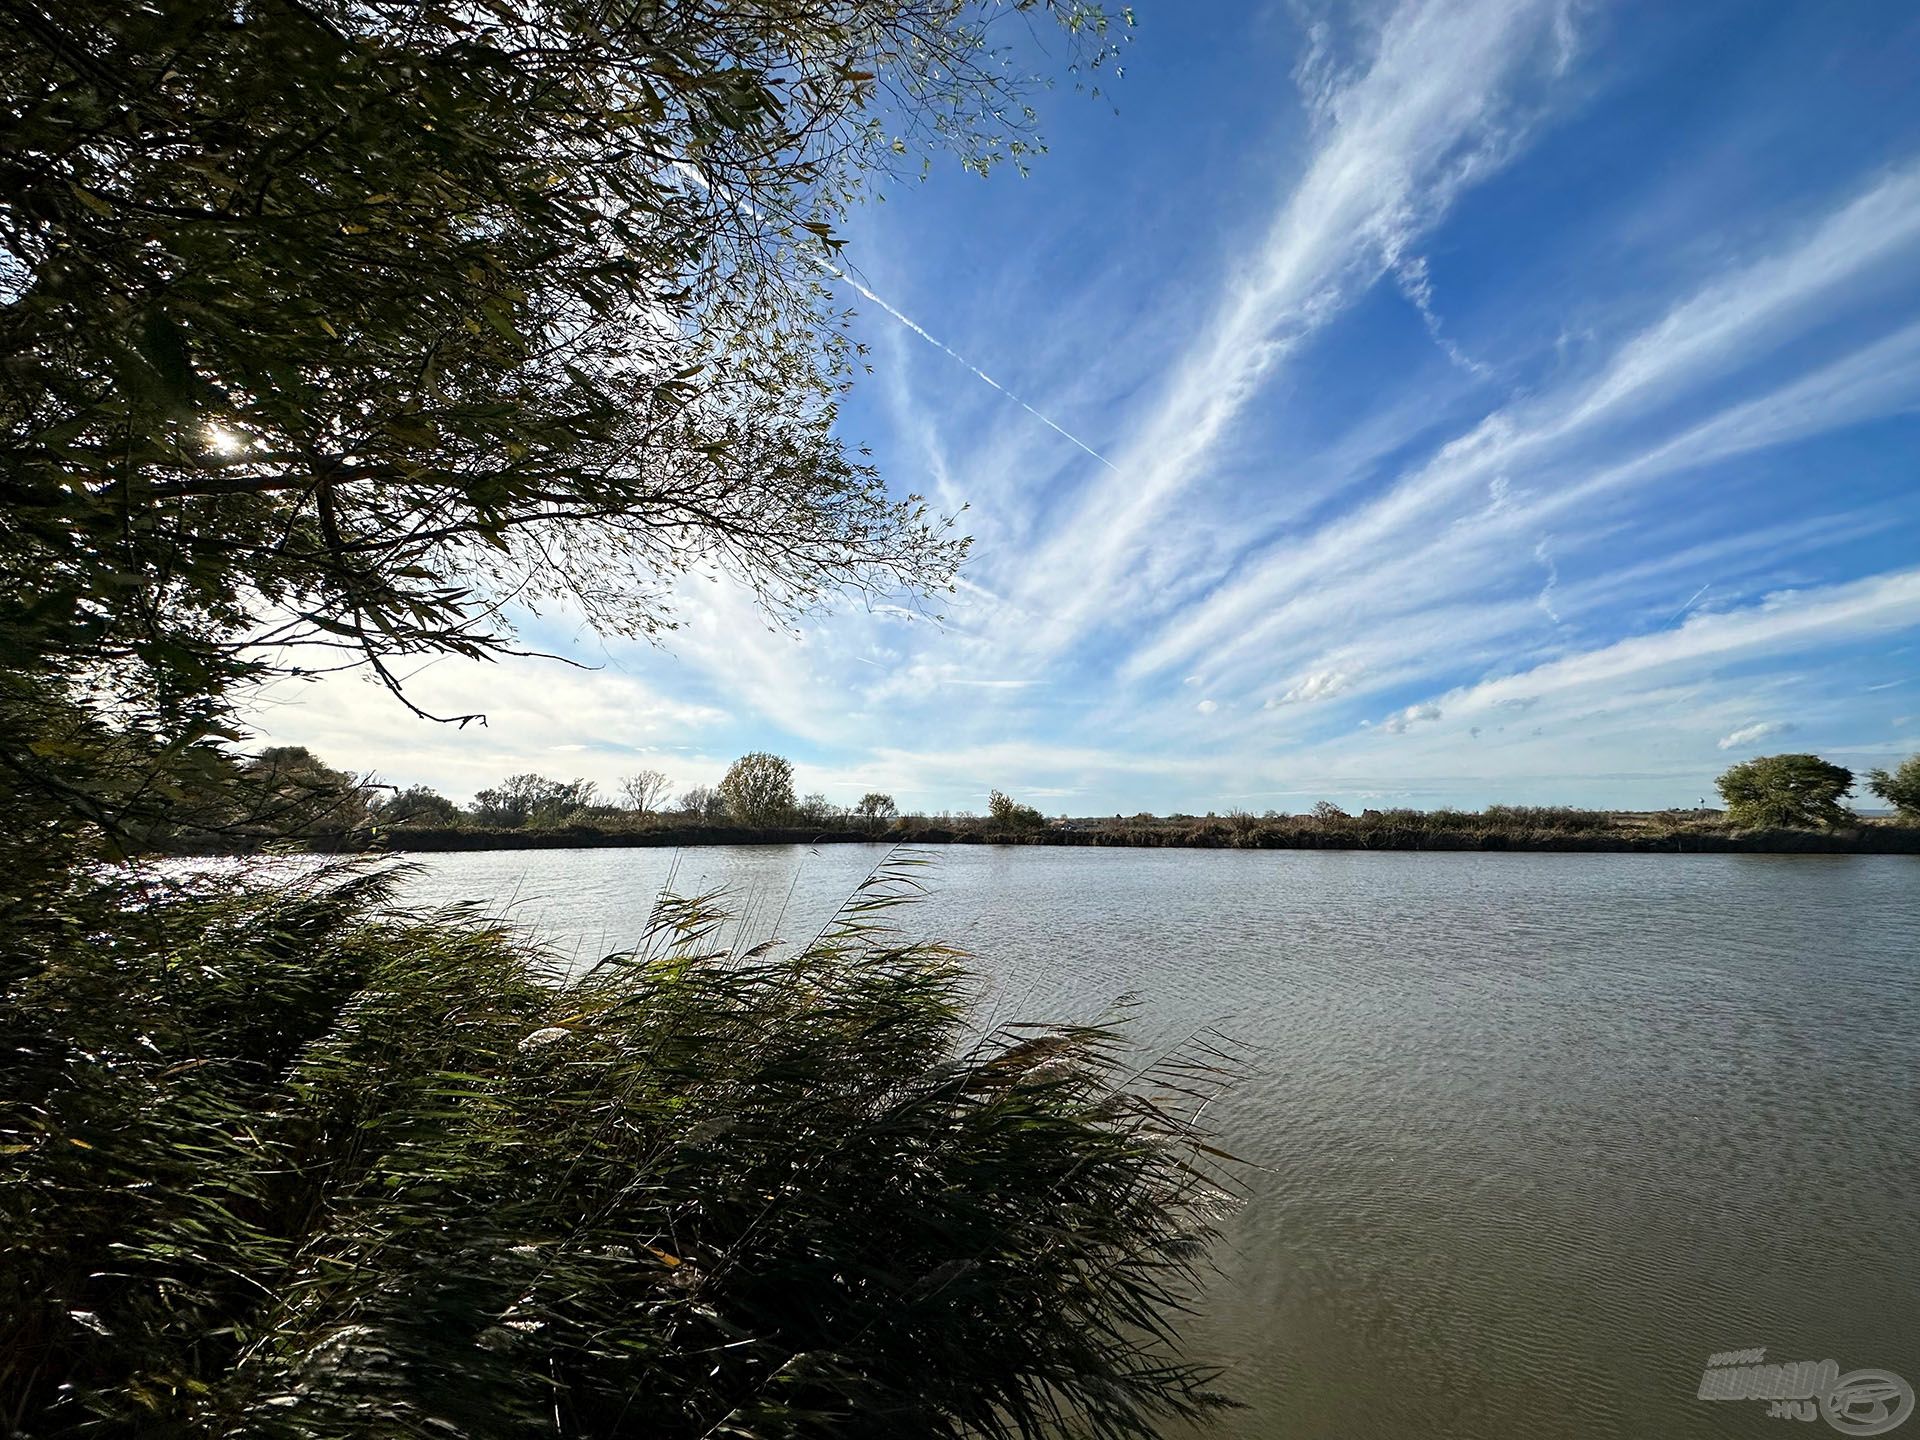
[470,774,596,828]
[1,861,1235,1438]
[855,792,899,826]
[1716,753,1855,828]
[720,753,796,827]
[1865,755,1920,819]
[793,791,840,825]
[986,790,1046,831]
[373,785,462,827]
[1369,808,1423,828]
[1481,805,1610,832]
[243,745,369,826]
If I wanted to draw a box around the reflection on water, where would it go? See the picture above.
[390,844,1918,1440]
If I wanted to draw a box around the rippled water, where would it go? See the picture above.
[389,844,1919,1439]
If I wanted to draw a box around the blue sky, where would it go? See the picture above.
[255,0,1920,815]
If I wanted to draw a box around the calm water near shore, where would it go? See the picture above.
[393,845,1920,1440]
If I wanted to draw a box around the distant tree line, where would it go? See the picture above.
[151,745,1920,855]
[358,754,1073,839]
[143,746,917,846]
[139,738,1113,850]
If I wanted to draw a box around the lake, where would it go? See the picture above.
[393,844,1920,1439]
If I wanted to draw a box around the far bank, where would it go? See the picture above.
[321,812,1920,857]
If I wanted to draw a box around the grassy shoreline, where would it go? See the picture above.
[267,811,1920,857]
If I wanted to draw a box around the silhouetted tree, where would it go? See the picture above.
[235,746,372,839]
[372,786,461,828]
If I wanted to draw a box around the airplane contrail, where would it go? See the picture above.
[676,164,1117,472]
[1668,581,1712,623]
[826,268,1118,472]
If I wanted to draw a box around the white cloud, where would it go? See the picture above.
[1717,721,1793,750]
[1444,569,1920,718]
[1016,0,1580,657]
[1266,669,1358,707]
[245,649,732,802]
[1560,165,1920,435]
[1382,702,1444,734]
[1123,163,1920,688]
[861,658,1045,706]
[226,21,1920,818]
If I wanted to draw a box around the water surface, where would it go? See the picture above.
[394,845,1920,1439]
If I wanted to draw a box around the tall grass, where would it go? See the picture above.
[2,856,1237,1438]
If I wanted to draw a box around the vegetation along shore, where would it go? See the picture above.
[161,747,1920,857]
[2,5,1243,1435]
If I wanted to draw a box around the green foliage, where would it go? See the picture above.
[1,861,1234,1438]
[1478,804,1612,832]
[1,0,1126,861]
[0,7,1236,1429]
[238,745,374,839]
[373,785,462,828]
[1716,753,1856,829]
[720,752,796,826]
[0,668,243,891]
[856,791,899,825]
[987,789,1047,830]
[17,736,376,859]
[470,774,597,829]
[1865,755,1920,818]
[794,791,841,824]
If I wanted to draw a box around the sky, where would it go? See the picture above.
[250,0,1920,816]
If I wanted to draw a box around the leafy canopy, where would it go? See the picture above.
[0,0,1125,858]
[1716,752,1855,829]
[372,783,463,828]
[0,10,1250,1436]
[1865,754,1920,818]
[988,787,1046,829]
[720,750,796,825]
[470,773,597,828]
